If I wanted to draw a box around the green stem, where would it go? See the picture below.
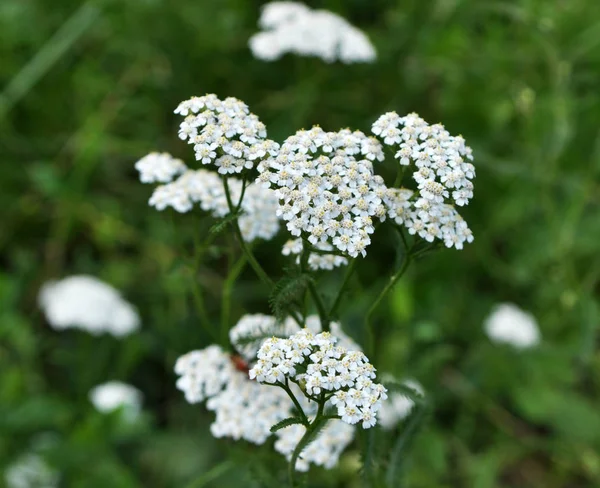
[221,255,247,346]
[279,380,309,426]
[328,258,358,319]
[289,396,326,487]
[222,176,274,287]
[187,269,217,342]
[365,253,412,356]
[393,165,406,187]
[300,242,331,331]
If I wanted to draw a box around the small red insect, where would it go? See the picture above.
[230,354,250,374]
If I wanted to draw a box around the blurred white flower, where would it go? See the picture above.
[89,381,143,418]
[378,379,424,430]
[177,315,361,469]
[134,152,186,183]
[5,453,59,488]
[249,2,376,63]
[282,238,348,271]
[274,419,355,471]
[484,303,540,349]
[141,163,281,243]
[38,275,140,337]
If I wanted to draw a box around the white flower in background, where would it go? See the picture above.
[275,419,355,471]
[38,276,140,337]
[282,239,348,271]
[4,454,59,488]
[249,2,376,63]
[257,127,387,257]
[138,159,281,242]
[372,112,475,250]
[174,94,278,173]
[177,315,361,468]
[229,313,361,362]
[378,379,424,430]
[134,152,186,183]
[89,381,143,418]
[484,303,540,349]
[250,328,387,429]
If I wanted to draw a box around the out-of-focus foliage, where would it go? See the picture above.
[1,0,599,486]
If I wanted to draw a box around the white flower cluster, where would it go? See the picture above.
[484,303,540,349]
[136,155,281,242]
[249,2,376,63]
[274,420,355,471]
[38,276,140,337]
[229,314,361,361]
[250,328,387,428]
[174,94,278,174]
[134,152,186,183]
[282,239,348,271]
[176,315,359,469]
[258,127,387,257]
[4,454,59,488]
[372,112,475,249]
[378,379,424,430]
[175,344,289,444]
[89,381,143,419]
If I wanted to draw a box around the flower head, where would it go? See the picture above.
[5,453,59,488]
[249,328,387,428]
[249,2,376,63]
[89,381,143,419]
[378,379,424,430]
[257,127,387,257]
[484,303,540,349]
[174,94,278,173]
[373,112,475,249]
[134,152,186,183]
[38,276,140,337]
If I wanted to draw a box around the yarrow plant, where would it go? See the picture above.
[135,91,476,485]
[249,2,376,63]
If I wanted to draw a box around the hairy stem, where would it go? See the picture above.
[221,254,247,345]
[328,258,358,319]
[222,176,274,287]
[365,253,411,356]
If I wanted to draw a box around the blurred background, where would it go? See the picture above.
[1,0,599,486]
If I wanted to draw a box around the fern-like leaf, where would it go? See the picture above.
[209,210,243,235]
[269,270,312,322]
[270,416,306,433]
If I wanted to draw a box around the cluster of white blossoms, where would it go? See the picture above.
[89,381,143,419]
[38,276,140,337]
[134,152,186,183]
[4,453,59,488]
[275,418,355,471]
[484,303,540,349]
[136,155,281,242]
[174,94,279,174]
[378,379,424,430]
[282,239,348,270]
[257,127,387,257]
[250,328,387,428]
[372,112,475,249]
[176,315,360,469]
[249,2,376,63]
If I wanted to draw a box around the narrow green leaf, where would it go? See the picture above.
[270,416,306,433]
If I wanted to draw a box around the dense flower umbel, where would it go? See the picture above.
[176,316,361,469]
[250,328,387,428]
[257,127,387,257]
[484,303,540,349]
[136,155,281,242]
[174,94,279,173]
[89,381,143,419]
[249,2,376,63]
[372,112,475,249]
